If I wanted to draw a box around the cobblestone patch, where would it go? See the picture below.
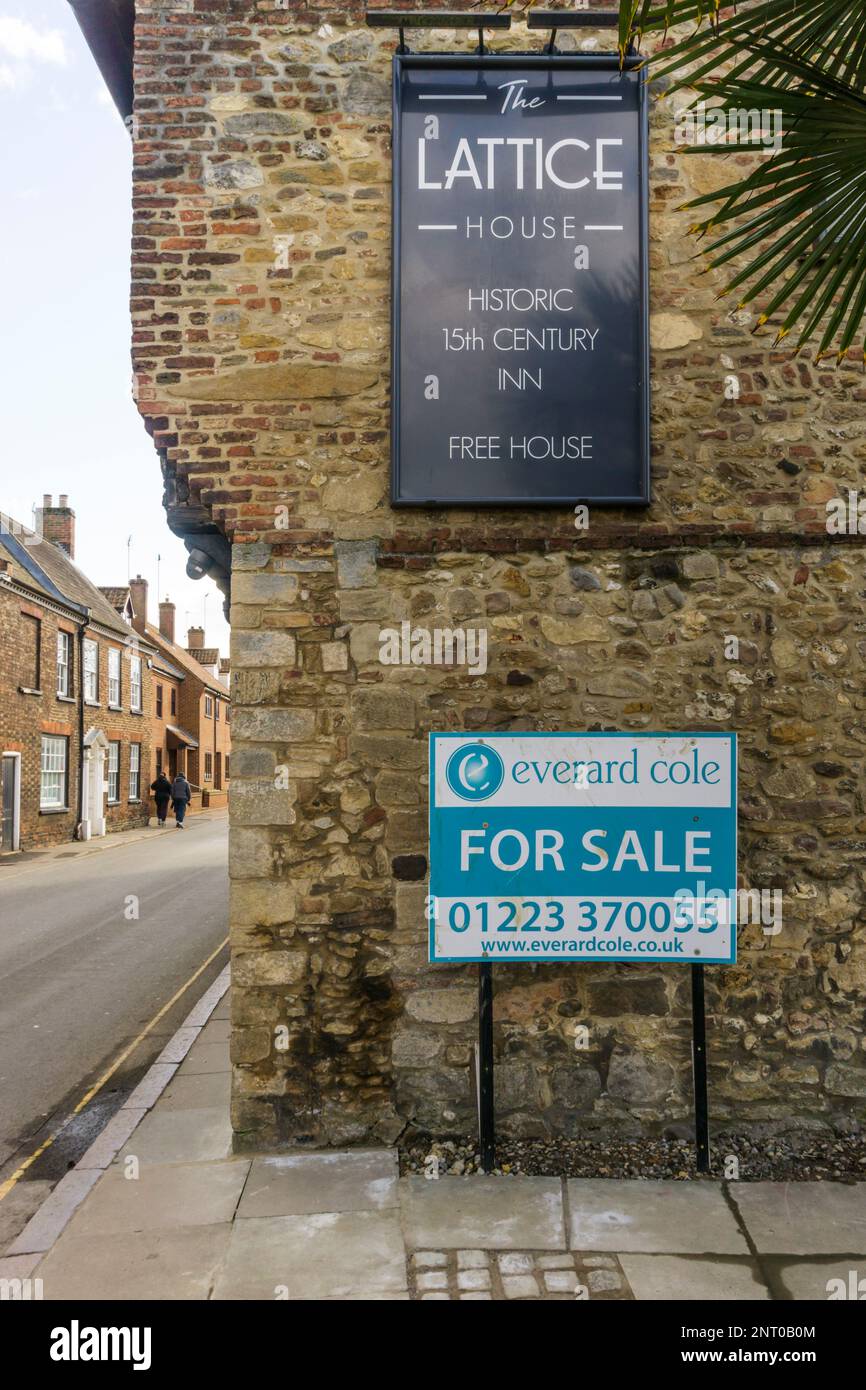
[409,1249,633,1301]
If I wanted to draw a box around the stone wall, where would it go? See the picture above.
[131,0,866,1147]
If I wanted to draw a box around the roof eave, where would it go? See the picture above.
[67,0,134,126]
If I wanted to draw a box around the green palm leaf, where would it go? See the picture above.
[617,2,866,356]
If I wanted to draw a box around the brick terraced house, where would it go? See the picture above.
[127,576,231,809]
[0,497,155,852]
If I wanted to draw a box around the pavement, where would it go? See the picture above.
[0,811,229,1242]
[2,977,864,1301]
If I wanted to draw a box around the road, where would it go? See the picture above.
[0,815,228,1173]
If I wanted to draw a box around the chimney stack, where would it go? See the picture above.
[37,494,75,559]
[187,625,205,650]
[129,574,148,636]
[159,597,176,644]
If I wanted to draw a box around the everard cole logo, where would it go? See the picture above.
[446,743,504,802]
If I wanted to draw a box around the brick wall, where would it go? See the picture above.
[0,587,152,849]
[131,2,866,1146]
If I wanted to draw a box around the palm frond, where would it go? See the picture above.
[679,44,866,356]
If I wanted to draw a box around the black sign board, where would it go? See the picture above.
[391,55,650,506]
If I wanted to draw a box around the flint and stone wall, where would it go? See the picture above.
[131,1,866,1148]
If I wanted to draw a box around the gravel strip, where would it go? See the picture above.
[399,1132,866,1182]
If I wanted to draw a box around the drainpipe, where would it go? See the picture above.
[75,611,91,840]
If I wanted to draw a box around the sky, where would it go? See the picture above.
[0,4,230,655]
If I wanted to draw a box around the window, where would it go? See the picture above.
[130,655,142,712]
[108,648,121,707]
[204,695,213,718]
[225,755,230,780]
[156,749,163,776]
[107,742,120,803]
[170,687,177,717]
[83,639,98,703]
[204,752,213,781]
[129,744,140,801]
[40,735,68,809]
[214,698,220,721]
[225,705,230,724]
[21,614,41,689]
[156,684,163,718]
[56,631,72,697]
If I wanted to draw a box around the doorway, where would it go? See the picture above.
[1,753,20,853]
[81,729,109,839]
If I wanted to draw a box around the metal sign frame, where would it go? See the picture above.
[390,52,651,507]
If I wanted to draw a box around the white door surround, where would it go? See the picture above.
[81,728,109,840]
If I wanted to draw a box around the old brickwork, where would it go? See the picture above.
[130,1,866,1147]
[0,580,153,850]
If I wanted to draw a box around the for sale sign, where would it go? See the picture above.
[428,733,737,964]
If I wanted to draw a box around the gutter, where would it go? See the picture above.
[67,0,134,126]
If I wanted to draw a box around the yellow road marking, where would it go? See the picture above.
[0,937,229,1203]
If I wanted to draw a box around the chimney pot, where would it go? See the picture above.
[128,574,148,636]
[159,598,176,644]
[37,496,75,559]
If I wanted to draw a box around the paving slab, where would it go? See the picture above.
[197,1018,230,1045]
[35,1225,231,1300]
[181,969,230,1029]
[237,1150,398,1219]
[402,1176,565,1251]
[8,1169,101,1255]
[117,1106,233,1165]
[0,1179,53,1250]
[158,1071,231,1112]
[0,1253,42,1283]
[731,1182,866,1256]
[122,1064,178,1111]
[620,1254,770,1301]
[212,1210,407,1300]
[77,1107,147,1170]
[60,1160,249,1237]
[175,1043,229,1076]
[771,1258,866,1302]
[568,1179,748,1254]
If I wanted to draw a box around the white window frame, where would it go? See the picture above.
[107,741,120,804]
[83,638,98,703]
[40,735,67,809]
[56,631,72,698]
[108,648,121,707]
[204,751,213,781]
[130,655,142,713]
[129,743,140,801]
[204,695,213,718]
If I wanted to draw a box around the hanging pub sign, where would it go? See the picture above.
[428,733,737,964]
[390,53,650,506]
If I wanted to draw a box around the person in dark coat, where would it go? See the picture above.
[170,772,192,828]
[151,772,172,826]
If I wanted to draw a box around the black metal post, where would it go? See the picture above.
[691,964,710,1173]
[478,963,495,1173]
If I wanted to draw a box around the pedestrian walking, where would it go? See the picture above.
[150,771,172,826]
[170,772,192,828]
